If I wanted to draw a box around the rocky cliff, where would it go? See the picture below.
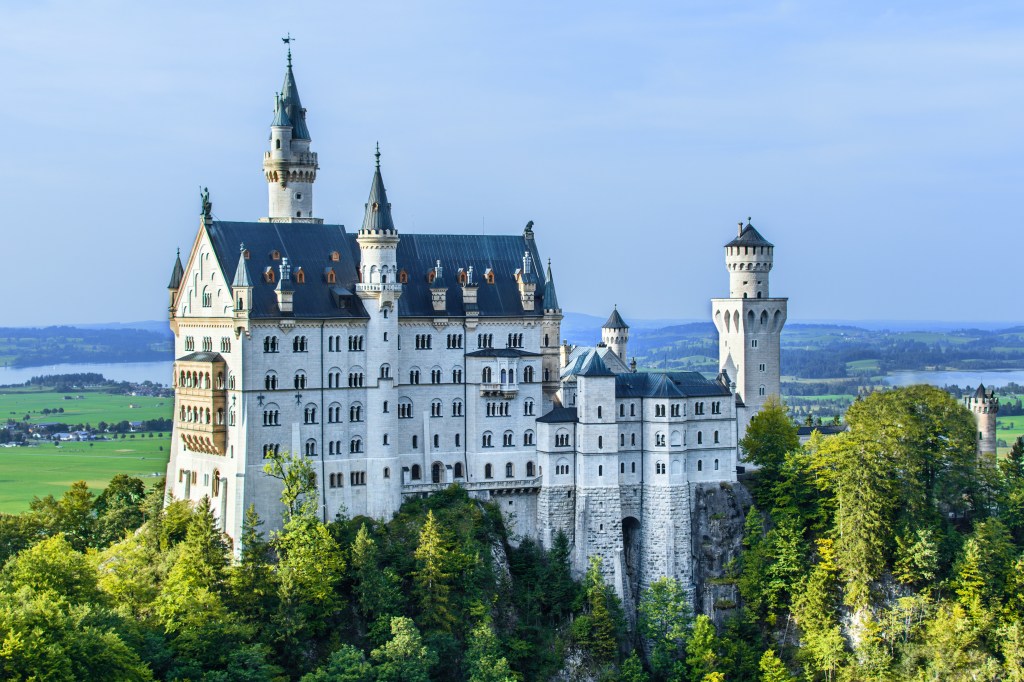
[690,481,752,627]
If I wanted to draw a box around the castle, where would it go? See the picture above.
[965,384,999,458]
[164,52,787,600]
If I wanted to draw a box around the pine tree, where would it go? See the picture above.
[413,510,458,633]
[371,616,438,682]
[686,615,720,681]
[465,618,517,682]
[227,505,277,628]
[638,576,692,677]
[758,649,795,682]
[579,556,621,664]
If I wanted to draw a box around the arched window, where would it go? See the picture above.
[431,462,442,484]
[597,406,602,418]
[505,462,514,478]
[484,463,493,479]
[598,465,603,476]
[714,430,720,444]
[714,459,720,471]
[482,367,492,383]
[526,461,535,477]
[598,436,603,449]
[304,439,317,456]
[383,467,391,479]
[697,459,703,472]
[454,462,464,478]
[411,464,421,481]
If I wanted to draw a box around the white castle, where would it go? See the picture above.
[164,53,787,601]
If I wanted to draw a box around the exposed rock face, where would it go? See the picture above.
[691,481,752,626]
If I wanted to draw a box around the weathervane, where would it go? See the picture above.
[282,33,294,65]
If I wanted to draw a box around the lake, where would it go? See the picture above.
[0,361,174,387]
[884,369,1024,389]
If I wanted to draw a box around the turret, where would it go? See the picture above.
[232,243,253,334]
[725,218,774,299]
[168,248,184,312]
[275,258,294,314]
[601,305,629,363]
[429,260,447,312]
[964,384,999,459]
[355,145,401,312]
[516,251,537,311]
[262,49,320,223]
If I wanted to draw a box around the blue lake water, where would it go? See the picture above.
[884,369,1024,389]
[0,361,174,386]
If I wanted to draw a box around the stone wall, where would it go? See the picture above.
[690,481,752,627]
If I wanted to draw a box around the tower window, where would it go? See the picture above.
[276,139,281,149]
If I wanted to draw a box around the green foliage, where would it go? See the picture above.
[300,644,372,682]
[262,449,318,522]
[686,615,721,681]
[0,534,103,605]
[758,649,795,682]
[638,576,692,678]
[370,616,438,682]
[574,556,625,665]
[465,618,517,682]
[740,398,800,505]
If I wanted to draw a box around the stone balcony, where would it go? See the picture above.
[402,477,542,496]
[479,382,519,397]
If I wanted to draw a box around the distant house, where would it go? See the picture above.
[130,421,144,431]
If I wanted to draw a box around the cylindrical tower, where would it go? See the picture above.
[726,218,773,299]
[964,384,999,458]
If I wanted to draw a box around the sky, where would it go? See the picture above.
[3,1,1022,327]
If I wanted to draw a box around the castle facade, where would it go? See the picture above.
[164,54,786,599]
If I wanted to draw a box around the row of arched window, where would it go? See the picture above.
[179,404,225,425]
[480,430,535,447]
[177,370,225,390]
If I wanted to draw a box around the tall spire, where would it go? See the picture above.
[278,49,310,140]
[232,243,251,287]
[543,258,560,311]
[168,248,184,290]
[361,145,395,232]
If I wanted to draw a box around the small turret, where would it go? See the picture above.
[543,259,561,313]
[355,146,402,313]
[275,257,294,314]
[430,260,447,312]
[232,244,253,334]
[516,251,537,311]
[168,248,184,311]
[725,218,774,299]
[601,305,629,363]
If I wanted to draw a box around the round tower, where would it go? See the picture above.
[601,305,629,363]
[964,384,999,458]
[725,218,773,299]
[262,49,320,223]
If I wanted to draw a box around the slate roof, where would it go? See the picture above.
[168,250,184,289]
[231,247,251,287]
[279,57,310,140]
[603,306,628,329]
[349,232,553,318]
[177,352,225,363]
[361,152,395,232]
[542,260,560,311]
[537,406,578,424]
[271,94,292,128]
[797,424,848,437]
[466,348,541,358]
[579,352,614,377]
[726,221,773,248]
[614,371,731,399]
[204,221,555,320]
[561,346,630,378]
[974,384,988,399]
[206,220,365,320]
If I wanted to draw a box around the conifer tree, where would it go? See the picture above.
[465,618,517,682]
[371,616,438,682]
[413,510,459,633]
[758,649,795,682]
[686,615,721,681]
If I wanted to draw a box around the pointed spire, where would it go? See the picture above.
[271,93,292,127]
[232,243,251,287]
[543,258,560,312]
[279,50,310,139]
[603,305,629,330]
[168,248,184,289]
[361,146,395,232]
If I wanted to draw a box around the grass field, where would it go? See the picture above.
[0,387,171,425]
[0,437,170,513]
[998,416,1024,456]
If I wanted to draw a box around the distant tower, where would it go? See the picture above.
[965,384,999,459]
[262,48,320,223]
[601,306,629,363]
[540,258,563,410]
[711,218,787,443]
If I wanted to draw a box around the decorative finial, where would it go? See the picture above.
[282,33,294,66]
[748,216,752,224]
[176,247,180,257]
[375,142,381,169]
[239,242,245,253]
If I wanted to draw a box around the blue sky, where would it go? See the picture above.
[3,1,1022,326]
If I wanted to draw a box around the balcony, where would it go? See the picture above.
[402,477,541,496]
[479,382,519,397]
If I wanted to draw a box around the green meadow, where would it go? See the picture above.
[0,386,171,425]
[0,437,170,513]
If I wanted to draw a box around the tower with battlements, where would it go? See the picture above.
[965,384,999,459]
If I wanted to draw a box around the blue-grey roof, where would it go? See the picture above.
[271,94,292,128]
[726,221,773,248]
[231,246,251,287]
[579,351,614,377]
[615,371,731,398]
[168,249,184,289]
[465,348,541,358]
[348,232,554,318]
[178,351,225,363]
[537,406,578,424]
[361,158,395,232]
[542,259,560,312]
[204,220,555,320]
[603,306,628,330]
[279,61,310,140]
[207,220,365,320]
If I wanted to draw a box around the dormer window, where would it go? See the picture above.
[325,268,336,284]
[399,269,408,284]
[271,250,281,261]
[330,251,340,262]
[458,269,467,284]
[485,269,495,284]
[372,202,380,212]
[242,249,250,260]
[264,267,275,283]
[294,268,305,284]
[427,270,435,284]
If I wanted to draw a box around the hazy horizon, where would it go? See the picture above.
[5,1,1022,326]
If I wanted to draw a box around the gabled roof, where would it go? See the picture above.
[579,351,614,377]
[543,259,560,311]
[726,220,773,248]
[168,249,184,289]
[614,371,732,398]
[360,150,395,232]
[177,352,225,363]
[279,55,310,140]
[561,346,630,378]
[603,306,628,330]
[537,406,578,424]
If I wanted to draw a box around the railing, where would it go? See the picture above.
[355,283,403,293]
[402,477,542,495]
[479,383,519,395]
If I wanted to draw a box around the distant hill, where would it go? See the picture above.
[0,326,173,368]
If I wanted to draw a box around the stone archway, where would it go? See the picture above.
[622,516,642,606]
